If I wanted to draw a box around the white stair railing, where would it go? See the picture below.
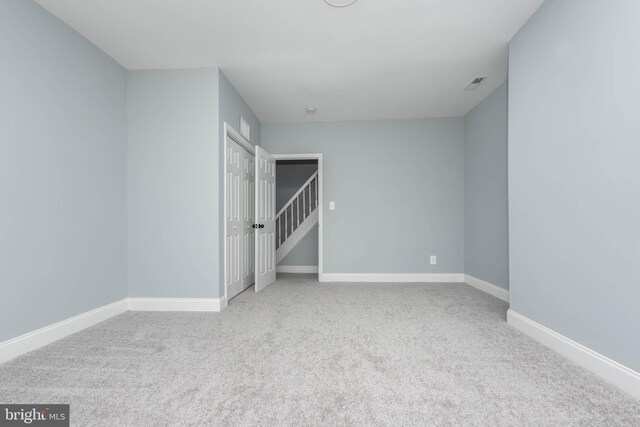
[276,171,318,250]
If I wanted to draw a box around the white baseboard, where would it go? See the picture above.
[464,274,509,302]
[320,273,464,283]
[0,296,229,365]
[127,297,227,312]
[507,310,640,400]
[276,265,319,273]
[0,299,128,365]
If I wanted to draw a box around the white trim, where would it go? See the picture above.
[318,155,324,283]
[0,299,128,365]
[0,297,230,365]
[272,154,321,161]
[320,273,464,283]
[225,122,254,155]
[239,116,251,141]
[276,265,319,273]
[464,274,509,302]
[128,297,227,312]
[507,310,640,400]
[272,153,324,282]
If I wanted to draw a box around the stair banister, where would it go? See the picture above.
[276,171,318,218]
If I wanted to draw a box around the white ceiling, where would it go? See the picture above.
[35,0,544,123]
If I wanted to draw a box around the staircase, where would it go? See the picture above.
[276,171,319,264]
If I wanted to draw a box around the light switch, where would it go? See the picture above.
[329,201,335,210]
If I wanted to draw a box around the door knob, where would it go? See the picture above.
[258,224,265,229]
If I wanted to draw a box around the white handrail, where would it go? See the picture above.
[276,171,318,218]
[275,170,319,250]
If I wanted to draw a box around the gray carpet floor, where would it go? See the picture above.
[1,274,639,426]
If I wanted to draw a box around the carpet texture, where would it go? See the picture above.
[1,274,639,426]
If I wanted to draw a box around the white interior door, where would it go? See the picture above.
[241,150,255,290]
[225,137,242,299]
[254,145,276,291]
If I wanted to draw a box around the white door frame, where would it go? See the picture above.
[223,123,255,303]
[272,153,324,281]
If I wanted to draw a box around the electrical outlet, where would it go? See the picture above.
[329,201,335,210]
[430,255,437,265]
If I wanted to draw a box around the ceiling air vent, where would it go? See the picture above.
[465,76,487,91]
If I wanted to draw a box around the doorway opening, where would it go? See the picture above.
[274,159,319,275]
[273,154,323,282]
[223,125,323,304]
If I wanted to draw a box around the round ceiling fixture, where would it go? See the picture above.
[305,106,317,115]
[324,0,358,7]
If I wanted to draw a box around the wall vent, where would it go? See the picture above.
[465,76,487,91]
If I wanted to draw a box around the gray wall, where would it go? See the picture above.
[219,71,261,149]
[218,70,262,295]
[509,0,640,371]
[276,161,318,212]
[464,83,509,289]
[127,69,219,298]
[280,226,319,267]
[127,69,260,300]
[276,161,319,267]
[263,119,464,274]
[0,0,127,342]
